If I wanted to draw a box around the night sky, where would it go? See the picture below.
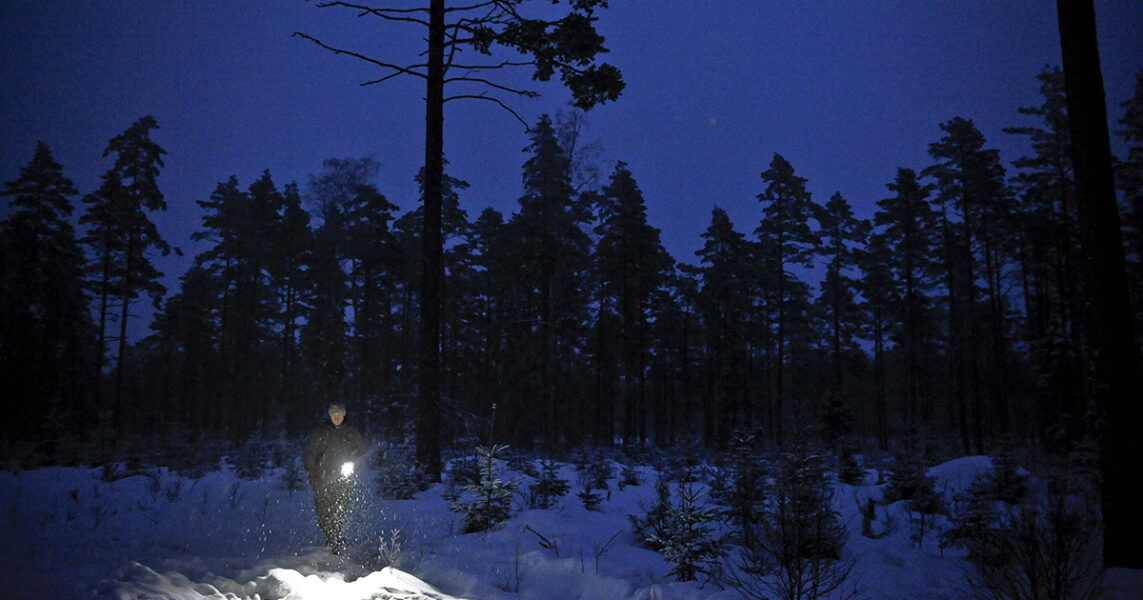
[3,1,1142,339]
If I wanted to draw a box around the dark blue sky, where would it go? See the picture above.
[3,1,1142,333]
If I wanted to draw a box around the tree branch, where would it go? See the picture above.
[444,93,529,129]
[444,75,539,98]
[446,59,535,71]
[293,32,428,82]
[315,1,430,26]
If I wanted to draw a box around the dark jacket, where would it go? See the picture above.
[304,421,368,487]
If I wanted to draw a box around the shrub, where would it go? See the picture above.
[943,463,1103,600]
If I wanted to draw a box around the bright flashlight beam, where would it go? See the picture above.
[341,461,354,477]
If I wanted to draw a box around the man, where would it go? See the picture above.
[304,402,367,554]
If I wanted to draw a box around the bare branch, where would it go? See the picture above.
[443,0,501,14]
[360,70,413,86]
[444,93,529,129]
[444,75,539,98]
[315,1,430,26]
[293,32,427,82]
[447,60,535,71]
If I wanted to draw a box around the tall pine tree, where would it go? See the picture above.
[755,153,819,446]
[80,116,175,435]
[0,142,94,448]
[594,162,674,445]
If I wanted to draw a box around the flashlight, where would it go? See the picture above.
[341,461,354,477]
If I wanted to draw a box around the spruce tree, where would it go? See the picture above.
[452,444,515,533]
[729,448,855,600]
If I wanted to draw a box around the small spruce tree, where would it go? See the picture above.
[630,476,674,551]
[526,459,570,509]
[374,441,427,500]
[728,450,857,600]
[451,445,515,533]
[652,482,725,583]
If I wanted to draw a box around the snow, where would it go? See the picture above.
[0,452,1138,599]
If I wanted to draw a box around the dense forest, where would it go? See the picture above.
[2,65,1143,470]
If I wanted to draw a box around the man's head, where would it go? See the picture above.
[328,403,346,427]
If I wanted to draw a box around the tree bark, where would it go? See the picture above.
[1057,0,1143,569]
[417,0,445,482]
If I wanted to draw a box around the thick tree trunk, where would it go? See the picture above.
[417,0,445,482]
[1057,0,1143,569]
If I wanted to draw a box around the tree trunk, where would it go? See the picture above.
[1057,0,1143,569]
[115,231,138,433]
[417,0,445,482]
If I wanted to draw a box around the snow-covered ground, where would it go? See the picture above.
[1,452,1140,599]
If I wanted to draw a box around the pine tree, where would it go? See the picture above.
[80,116,175,435]
[594,162,674,445]
[925,117,1011,452]
[189,171,286,437]
[297,0,623,482]
[1114,69,1143,384]
[755,153,819,447]
[343,175,401,433]
[468,208,511,442]
[1005,66,1088,444]
[0,142,94,447]
[500,115,594,448]
[873,168,940,434]
[854,233,894,450]
[813,192,868,447]
[693,208,757,447]
[266,183,313,434]
[1057,0,1143,567]
[146,265,221,432]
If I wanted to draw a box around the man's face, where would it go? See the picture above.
[330,412,345,426]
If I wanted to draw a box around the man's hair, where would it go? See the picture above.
[328,402,346,415]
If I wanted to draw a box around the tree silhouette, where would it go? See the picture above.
[595,162,674,445]
[1056,0,1143,569]
[80,116,176,434]
[296,0,623,479]
[755,153,819,446]
[0,142,94,445]
[874,168,939,436]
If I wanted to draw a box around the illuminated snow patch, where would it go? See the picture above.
[268,567,465,600]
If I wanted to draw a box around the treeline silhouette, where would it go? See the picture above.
[3,66,1142,464]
